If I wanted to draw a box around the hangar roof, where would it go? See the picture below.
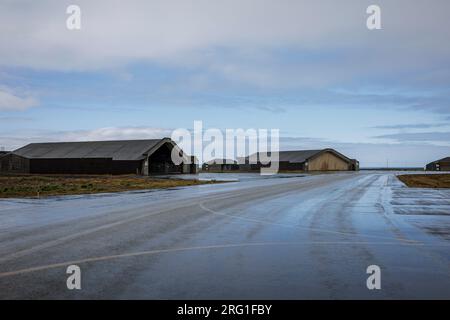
[429,157,450,164]
[276,150,323,163]
[248,149,352,164]
[12,139,169,161]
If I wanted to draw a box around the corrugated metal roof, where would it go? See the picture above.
[12,139,164,161]
[248,149,351,163]
[277,150,323,163]
[432,157,450,163]
[248,150,322,163]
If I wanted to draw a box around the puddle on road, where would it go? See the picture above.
[389,176,450,241]
[421,225,450,241]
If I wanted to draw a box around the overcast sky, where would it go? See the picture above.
[1,0,449,166]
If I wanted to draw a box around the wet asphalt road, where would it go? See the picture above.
[0,172,449,299]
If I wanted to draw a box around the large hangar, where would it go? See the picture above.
[0,138,197,175]
[240,148,358,172]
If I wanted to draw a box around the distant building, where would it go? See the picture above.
[350,159,360,171]
[0,138,197,175]
[426,157,450,171]
[239,149,358,172]
[202,158,239,172]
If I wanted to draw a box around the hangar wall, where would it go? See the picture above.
[308,152,350,171]
[29,158,113,174]
[0,153,30,173]
[112,160,143,175]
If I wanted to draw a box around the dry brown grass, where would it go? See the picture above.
[397,174,450,188]
[0,174,216,198]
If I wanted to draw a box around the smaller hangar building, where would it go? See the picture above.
[202,159,239,172]
[426,157,450,171]
[0,138,197,175]
[240,149,358,172]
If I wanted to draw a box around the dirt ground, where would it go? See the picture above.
[0,174,215,198]
[397,174,450,188]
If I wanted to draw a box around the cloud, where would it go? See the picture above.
[0,87,38,111]
[374,132,450,143]
[0,127,171,151]
[1,0,450,90]
[1,0,450,120]
[60,127,172,141]
[324,89,450,115]
[0,116,33,122]
[372,123,448,129]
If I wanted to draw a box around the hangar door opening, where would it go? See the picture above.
[148,142,183,174]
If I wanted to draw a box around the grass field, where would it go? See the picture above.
[0,174,216,198]
[397,174,450,188]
